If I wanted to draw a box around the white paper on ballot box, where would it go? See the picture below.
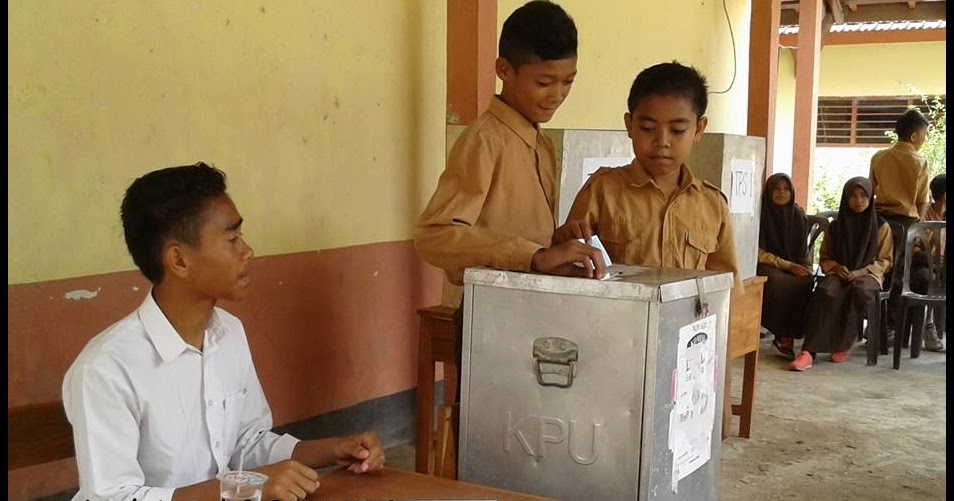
[668,314,717,491]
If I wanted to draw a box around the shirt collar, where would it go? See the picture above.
[623,159,703,192]
[487,96,539,148]
[138,290,229,363]
[893,142,919,154]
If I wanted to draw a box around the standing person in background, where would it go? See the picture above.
[911,173,946,351]
[791,177,894,371]
[757,173,814,359]
[869,108,931,339]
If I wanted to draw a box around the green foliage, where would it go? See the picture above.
[808,169,842,214]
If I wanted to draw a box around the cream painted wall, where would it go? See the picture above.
[819,42,946,97]
[8,0,446,284]
[496,0,752,134]
[772,41,946,176]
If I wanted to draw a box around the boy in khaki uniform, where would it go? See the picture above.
[869,108,931,337]
[415,1,605,290]
[414,1,606,417]
[556,61,739,283]
[869,108,931,223]
[555,61,740,439]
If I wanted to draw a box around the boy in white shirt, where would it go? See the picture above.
[63,162,385,501]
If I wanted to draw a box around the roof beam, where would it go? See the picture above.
[840,3,946,22]
[827,0,846,24]
[780,26,946,46]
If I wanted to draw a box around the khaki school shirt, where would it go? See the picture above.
[869,142,930,219]
[818,222,894,286]
[917,204,945,260]
[566,161,741,289]
[414,97,557,286]
[757,248,812,271]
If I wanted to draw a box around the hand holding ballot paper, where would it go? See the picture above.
[576,235,617,280]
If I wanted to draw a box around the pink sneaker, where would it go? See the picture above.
[789,351,813,371]
[830,350,851,363]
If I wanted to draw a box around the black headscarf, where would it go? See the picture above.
[759,173,809,263]
[829,177,880,270]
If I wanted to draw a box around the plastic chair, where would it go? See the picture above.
[865,220,905,366]
[806,214,831,278]
[893,221,946,370]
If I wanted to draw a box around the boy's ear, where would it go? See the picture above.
[623,112,634,138]
[163,242,190,280]
[495,57,514,82]
[694,116,709,142]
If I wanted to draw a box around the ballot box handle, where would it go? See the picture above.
[532,337,579,388]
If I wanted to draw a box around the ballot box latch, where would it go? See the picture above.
[532,337,579,388]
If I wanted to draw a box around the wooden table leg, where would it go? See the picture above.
[415,323,434,474]
[737,349,758,438]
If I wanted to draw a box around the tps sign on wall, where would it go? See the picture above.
[729,158,755,214]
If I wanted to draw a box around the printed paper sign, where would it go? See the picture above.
[729,158,755,214]
[669,314,717,490]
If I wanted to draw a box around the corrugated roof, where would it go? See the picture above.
[779,19,946,35]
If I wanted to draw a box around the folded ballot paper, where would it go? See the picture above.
[577,235,618,280]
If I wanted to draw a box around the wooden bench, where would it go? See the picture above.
[725,276,768,439]
[8,401,74,470]
[414,305,459,478]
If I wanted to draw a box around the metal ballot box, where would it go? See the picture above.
[457,266,734,501]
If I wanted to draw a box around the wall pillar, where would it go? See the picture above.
[446,0,497,125]
[747,0,781,181]
[791,0,825,209]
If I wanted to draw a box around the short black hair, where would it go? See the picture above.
[627,61,708,117]
[499,1,577,70]
[895,108,930,141]
[120,162,227,284]
[930,173,946,202]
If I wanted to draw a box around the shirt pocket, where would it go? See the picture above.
[221,387,248,457]
[598,218,638,264]
[684,232,717,269]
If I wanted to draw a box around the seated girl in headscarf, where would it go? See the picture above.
[790,177,893,371]
[757,173,814,358]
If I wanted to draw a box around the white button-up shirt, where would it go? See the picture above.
[63,292,299,501]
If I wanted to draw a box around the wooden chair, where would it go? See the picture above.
[415,305,459,478]
[8,401,74,470]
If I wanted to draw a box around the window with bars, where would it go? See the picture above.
[816,96,945,146]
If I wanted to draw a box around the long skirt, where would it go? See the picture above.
[802,274,881,354]
[757,264,815,339]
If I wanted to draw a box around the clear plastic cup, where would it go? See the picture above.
[218,470,268,501]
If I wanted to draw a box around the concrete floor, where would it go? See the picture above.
[387,335,946,500]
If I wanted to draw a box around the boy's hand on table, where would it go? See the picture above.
[255,459,320,501]
[552,219,593,245]
[333,431,386,474]
[532,240,607,279]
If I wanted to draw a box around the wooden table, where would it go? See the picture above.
[308,467,558,500]
[415,305,459,476]
[725,275,767,439]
